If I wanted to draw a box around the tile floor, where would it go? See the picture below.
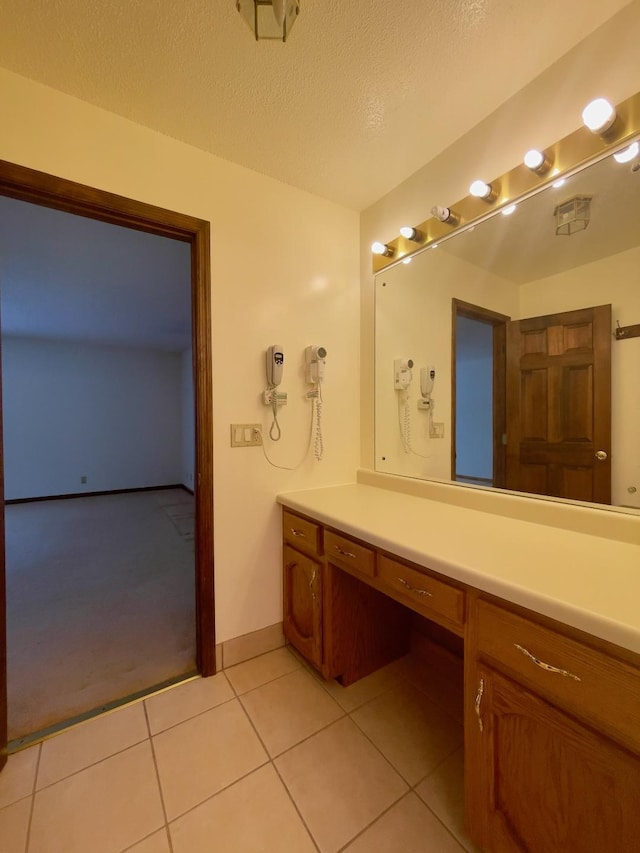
[0,645,481,853]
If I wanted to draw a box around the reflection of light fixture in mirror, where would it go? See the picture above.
[582,98,616,135]
[399,226,424,242]
[431,243,439,249]
[236,0,300,41]
[430,205,460,226]
[555,196,591,236]
[371,241,394,257]
[402,257,412,265]
[613,141,639,163]
[469,180,497,201]
[552,178,566,188]
[501,204,516,216]
[524,148,553,174]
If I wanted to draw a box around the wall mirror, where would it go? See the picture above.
[374,142,640,512]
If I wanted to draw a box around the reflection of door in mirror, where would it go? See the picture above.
[505,304,611,504]
[451,300,509,489]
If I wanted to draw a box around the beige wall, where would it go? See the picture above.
[361,0,640,506]
[0,68,360,644]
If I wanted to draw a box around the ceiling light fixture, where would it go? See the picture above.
[399,226,423,242]
[236,0,300,41]
[555,196,591,236]
[469,180,497,202]
[371,241,394,258]
[430,205,460,226]
[582,98,617,135]
[613,140,639,163]
[524,148,553,174]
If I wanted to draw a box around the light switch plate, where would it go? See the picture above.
[230,423,263,447]
[430,422,445,438]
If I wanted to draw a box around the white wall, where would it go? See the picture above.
[0,66,360,644]
[180,347,195,490]
[362,2,640,526]
[519,245,640,508]
[2,337,182,499]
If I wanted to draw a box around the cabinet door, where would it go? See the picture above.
[468,664,640,853]
[283,545,322,668]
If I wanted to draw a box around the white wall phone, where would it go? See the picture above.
[266,344,284,388]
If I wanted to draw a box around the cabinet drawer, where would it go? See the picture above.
[378,555,465,627]
[477,599,640,752]
[324,530,375,578]
[283,510,320,556]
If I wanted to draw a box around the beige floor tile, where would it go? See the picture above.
[275,717,407,853]
[318,657,409,712]
[223,623,284,668]
[0,746,39,809]
[416,749,483,853]
[29,741,164,853]
[344,792,464,852]
[145,673,234,734]
[152,699,267,820]
[37,702,148,789]
[241,668,343,756]
[0,797,31,853]
[351,681,462,785]
[225,647,301,695]
[125,829,171,852]
[170,764,316,853]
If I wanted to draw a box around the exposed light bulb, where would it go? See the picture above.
[469,180,493,200]
[582,98,616,133]
[552,178,566,189]
[613,141,639,163]
[430,205,460,225]
[501,204,516,216]
[399,226,422,241]
[371,241,394,257]
[524,149,544,170]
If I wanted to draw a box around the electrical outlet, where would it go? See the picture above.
[230,423,263,447]
[430,422,445,439]
[80,475,87,484]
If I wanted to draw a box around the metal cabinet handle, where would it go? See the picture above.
[335,545,357,559]
[290,528,306,537]
[309,568,317,601]
[475,678,484,733]
[397,577,433,597]
[513,644,581,681]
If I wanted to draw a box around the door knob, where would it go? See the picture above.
[595,450,608,461]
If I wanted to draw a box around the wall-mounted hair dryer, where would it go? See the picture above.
[394,357,413,390]
[305,345,327,384]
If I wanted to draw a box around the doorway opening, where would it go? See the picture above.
[0,160,214,766]
[451,299,509,488]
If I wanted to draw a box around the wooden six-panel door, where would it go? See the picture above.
[506,304,611,504]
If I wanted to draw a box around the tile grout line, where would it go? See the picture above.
[23,742,42,853]
[143,700,175,853]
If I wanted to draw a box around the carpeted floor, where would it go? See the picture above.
[5,488,196,741]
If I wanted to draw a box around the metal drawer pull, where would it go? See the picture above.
[290,528,306,537]
[335,545,357,559]
[397,577,433,597]
[513,644,581,681]
[475,678,484,733]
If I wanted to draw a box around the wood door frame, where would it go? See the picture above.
[451,299,509,488]
[0,159,215,765]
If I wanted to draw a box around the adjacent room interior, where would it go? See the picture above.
[0,196,197,744]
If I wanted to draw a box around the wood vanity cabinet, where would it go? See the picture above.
[465,595,640,852]
[282,511,323,669]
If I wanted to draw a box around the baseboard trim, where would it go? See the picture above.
[221,622,285,669]
[5,484,188,505]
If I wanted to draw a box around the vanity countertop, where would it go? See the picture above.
[277,483,640,655]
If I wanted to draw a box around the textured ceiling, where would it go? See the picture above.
[0,1,631,210]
